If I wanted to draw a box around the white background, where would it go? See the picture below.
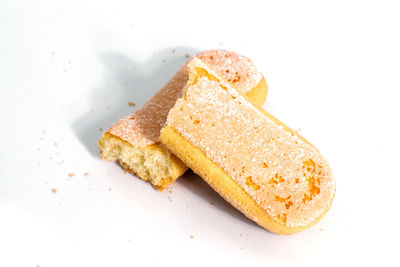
[1,0,399,266]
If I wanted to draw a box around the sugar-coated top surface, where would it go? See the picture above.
[166,61,335,227]
[108,50,262,146]
[196,50,261,93]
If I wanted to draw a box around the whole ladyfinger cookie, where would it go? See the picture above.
[159,58,335,234]
[98,50,268,190]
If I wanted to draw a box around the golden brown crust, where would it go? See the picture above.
[98,75,267,191]
[160,58,335,233]
[245,76,268,106]
[159,126,335,234]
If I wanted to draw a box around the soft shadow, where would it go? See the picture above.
[71,47,200,157]
[177,171,261,228]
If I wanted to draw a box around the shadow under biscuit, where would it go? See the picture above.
[71,45,261,230]
[71,47,200,158]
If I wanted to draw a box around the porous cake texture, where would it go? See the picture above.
[98,50,268,190]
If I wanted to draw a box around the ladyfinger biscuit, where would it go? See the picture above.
[159,58,335,234]
[98,50,268,190]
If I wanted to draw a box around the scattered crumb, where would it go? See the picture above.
[108,187,112,191]
[128,102,136,107]
[168,196,172,202]
[99,128,103,131]
[68,173,75,177]
[185,54,190,58]
[190,235,194,239]
[54,142,58,147]
[168,189,173,194]
[210,201,214,206]
[51,188,57,194]
[124,169,128,174]
[320,228,323,231]
[240,234,243,237]
[84,172,89,176]
[172,49,175,53]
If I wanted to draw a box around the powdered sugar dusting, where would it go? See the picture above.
[166,60,335,228]
[196,50,261,92]
[108,50,262,147]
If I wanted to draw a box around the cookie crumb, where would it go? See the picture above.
[68,173,75,177]
[168,189,173,194]
[99,128,103,131]
[128,102,136,107]
[185,54,190,58]
[84,172,89,176]
[51,188,57,193]
[108,188,112,191]
[210,201,214,206]
[172,49,175,53]
[190,235,194,239]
